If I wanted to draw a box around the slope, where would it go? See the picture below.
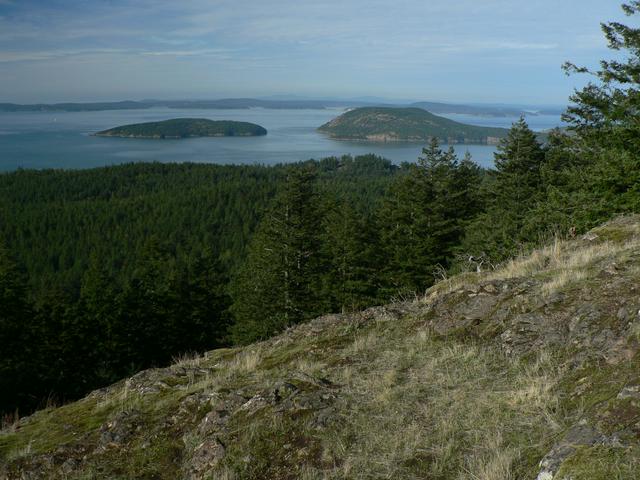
[2,216,640,479]
[318,107,509,144]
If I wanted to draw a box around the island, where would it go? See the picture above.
[93,118,267,139]
[318,107,509,144]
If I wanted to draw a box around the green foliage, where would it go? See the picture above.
[319,197,383,313]
[0,242,36,412]
[95,118,267,138]
[318,107,509,143]
[378,139,484,294]
[230,165,324,344]
[462,118,547,263]
[563,1,640,153]
[229,156,399,344]
[502,2,640,250]
[458,3,640,267]
[0,157,397,414]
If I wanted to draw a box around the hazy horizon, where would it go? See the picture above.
[0,1,627,105]
[0,94,568,110]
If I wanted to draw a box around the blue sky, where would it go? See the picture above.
[0,0,630,104]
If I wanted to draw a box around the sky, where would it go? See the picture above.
[0,0,631,105]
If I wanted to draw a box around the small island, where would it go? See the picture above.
[318,107,509,144]
[93,118,267,139]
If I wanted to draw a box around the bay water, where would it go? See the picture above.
[0,107,563,172]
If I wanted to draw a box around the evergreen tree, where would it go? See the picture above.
[462,118,546,263]
[559,1,640,220]
[563,1,640,153]
[319,196,381,313]
[0,243,36,413]
[516,1,640,244]
[230,165,323,344]
[378,139,482,295]
[177,248,231,351]
[0,158,398,415]
[79,252,119,383]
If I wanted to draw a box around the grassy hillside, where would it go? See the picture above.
[94,118,267,139]
[2,216,640,479]
[318,107,509,144]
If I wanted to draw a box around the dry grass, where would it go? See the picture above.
[460,432,517,480]
[294,357,326,376]
[223,347,263,377]
[4,440,32,462]
[172,351,206,368]
[94,382,143,414]
[346,330,379,355]
[427,222,640,302]
[321,322,567,479]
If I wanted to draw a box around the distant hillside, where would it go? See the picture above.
[3,216,640,479]
[0,101,149,112]
[0,98,565,116]
[409,101,563,117]
[318,107,509,144]
[94,118,267,139]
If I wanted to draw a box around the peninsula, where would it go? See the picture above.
[318,107,509,144]
[93,118,267,139]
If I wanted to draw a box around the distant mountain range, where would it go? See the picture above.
[0,98,564,117]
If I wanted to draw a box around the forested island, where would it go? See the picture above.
[94,118,267,139]
[318,107,510,143]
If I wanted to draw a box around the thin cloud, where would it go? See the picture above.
[0,47,238,63]
[0,0,629,103]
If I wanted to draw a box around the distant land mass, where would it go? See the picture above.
[93,118,267,139]
[408,101,562,117]
[0,99,336,112]
[318,107,510,144]
[0,98,564,117]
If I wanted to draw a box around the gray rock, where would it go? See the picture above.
[98,410,142,447]
[536,423,618,480]
[617,385,640,400]
[188,437,226,478]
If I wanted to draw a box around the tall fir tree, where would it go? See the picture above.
[560,1,640,218]
[461,118,546,263]
[319,195,382,313]
[0,243,37,413]
[378,138,482,295]
[230,165,323,344]
[563,1,640,153]
[519,1,640,243]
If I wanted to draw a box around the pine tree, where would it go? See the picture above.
[559,1,640,218]
[319,196,381,313]
[563,1,640,153]
[462,118,546,263]
[378,139,482,295]
[0,243,35,413]
[178,248,231,351]
[79,252,119,383]
[230,165,322,344]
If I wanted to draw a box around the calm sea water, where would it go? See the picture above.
[0,108,563,172]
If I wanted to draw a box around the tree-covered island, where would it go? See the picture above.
[318,107,509,144]
[93,118,267,139]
